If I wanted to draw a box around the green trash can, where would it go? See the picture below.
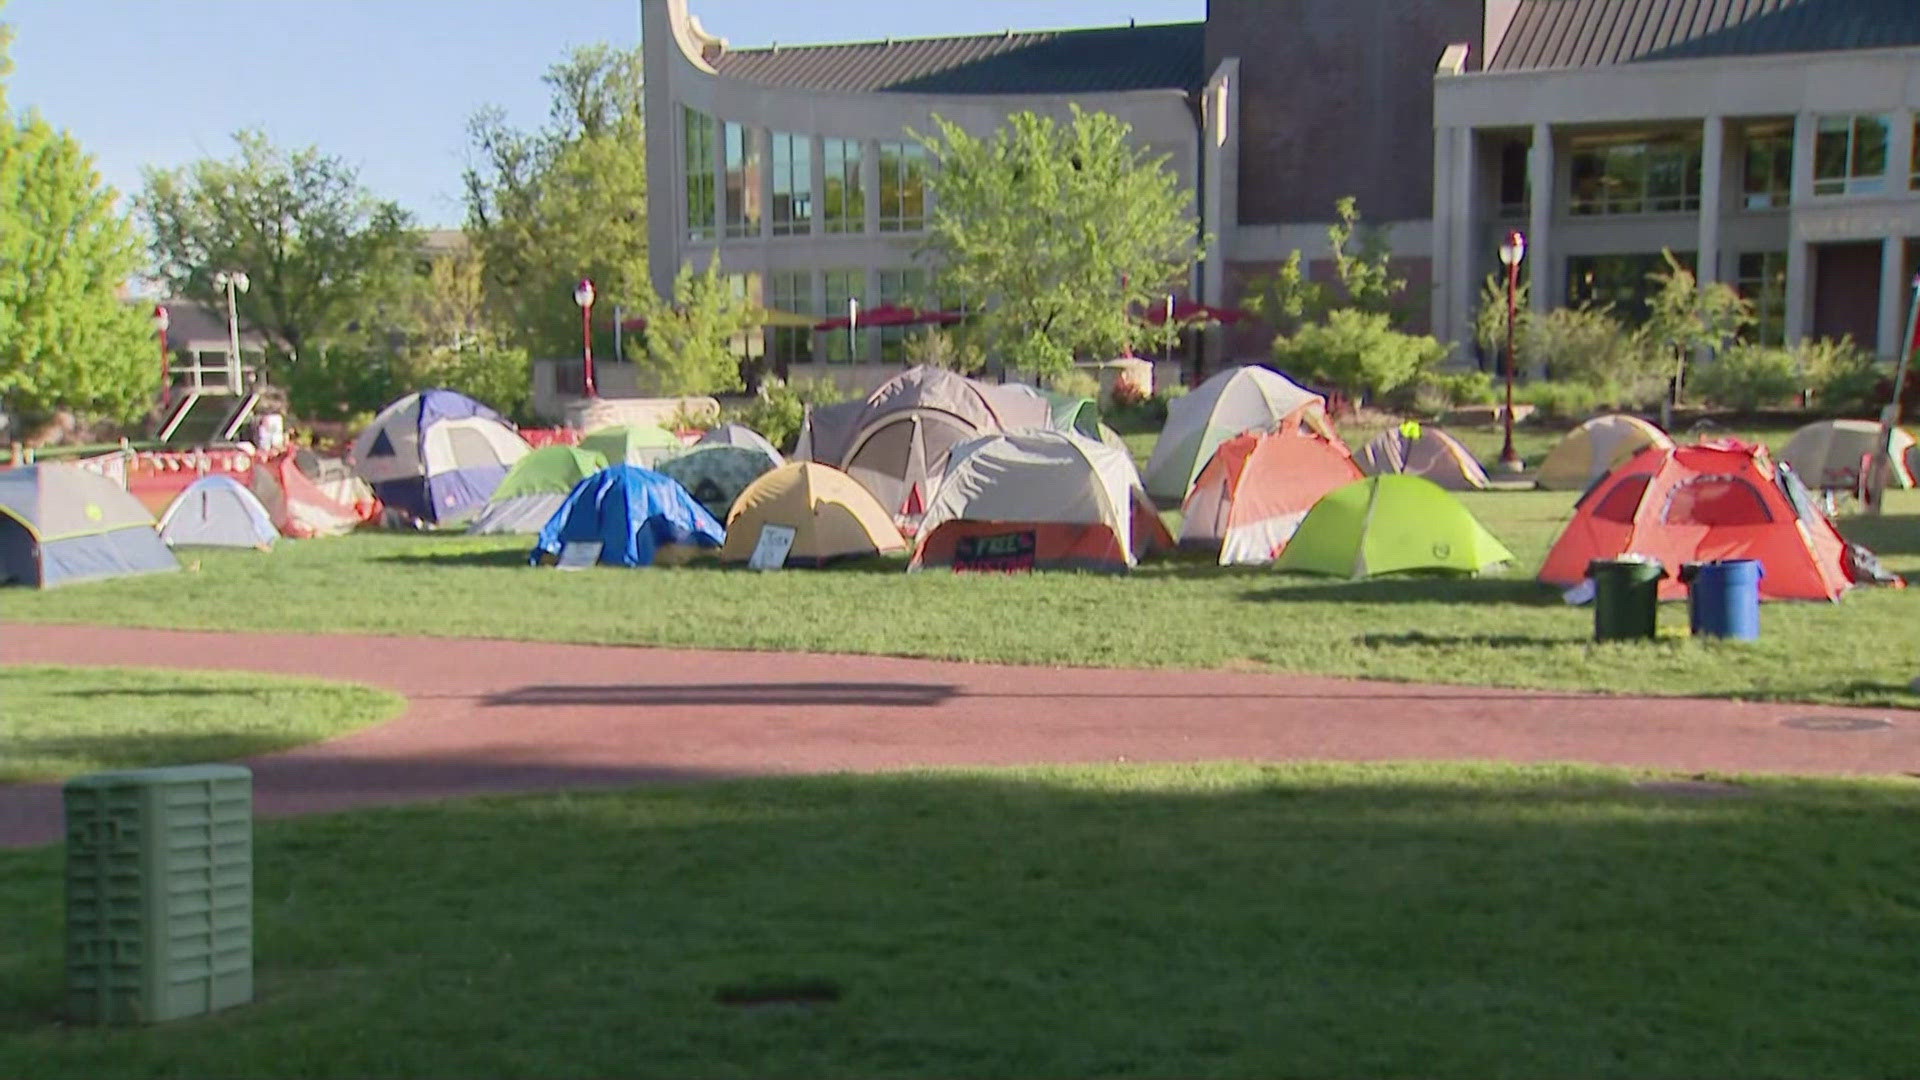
[1587,556,1665,642]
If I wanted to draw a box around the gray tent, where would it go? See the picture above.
[0,463,180,587]
[696,422,783,466]
[158,474,279,548]
[657,445,778,522]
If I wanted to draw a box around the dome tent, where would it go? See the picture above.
[1536,414,1672,491]
[1180,424,1365,565]
[352,389,531,524]
[657,444,778,522]
[580,424,685,468]
[468,445,609,535]
[1778,419,1916,491]
[696,422,784,466]
[720,462,906,567]
[251,454,363,539]
[157,474,278,549]
[0,463,180,588]
[1143,365,1339,504]
[1274,475,1513,579]
[532,465,725,568]
[1356,421,1490,491]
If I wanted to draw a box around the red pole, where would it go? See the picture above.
[581,303,597,398]
[1501,260,1519,469]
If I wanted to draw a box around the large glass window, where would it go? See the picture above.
[1813,114,1889,196]
[1496,137,1529,218]
[771,132,812,236]
[684,107,716,242]
[822,269,865,363]
[878,142,928,232]
[769,270,814,368]
[726,272,764,374]
[1568,133,1702,215]
[1735,252,1788,346]
[877,268,928,361]
[723,122,761,239]
[1742,123,1792,209]
[822,139,864,234]
[1566,252,1695,323]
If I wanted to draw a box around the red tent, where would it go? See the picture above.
[1539,441,1853,601]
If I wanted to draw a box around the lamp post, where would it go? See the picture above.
[152,304,171,402]
[574,278,597,397]
[212,270,249,390]
[1496,231,1526,472]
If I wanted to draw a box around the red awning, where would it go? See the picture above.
[814,304,964,331]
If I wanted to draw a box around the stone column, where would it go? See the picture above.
[1697,116,1725,287]
[1527,121,1553,313]
[1784,112,1816,343]
[1430,123,1456,347]
[1879,235,1908,359]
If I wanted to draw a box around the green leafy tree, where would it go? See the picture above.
[633,255,758,395]
[391,249,530,419]
[916,105,1197,378]
[1242,198,1409,333]
[140,130,418,359]
[464,44,647,360]
[1269,309,1448,402]
[1640,248,1754,400]
[0,18,154,424]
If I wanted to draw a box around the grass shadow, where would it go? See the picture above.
[1357,630,1585,649]
[482,681,956,708]
[1836,514,1920,556]
[375,546,532,568]
[1242,576,1563,606]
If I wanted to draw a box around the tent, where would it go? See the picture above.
[720,462,907,567]
[1536,414,1673,491]
[1181,424,1365,564]
[352,389,530,524]
[994,383,1102,438]
[531,465,725,568]
[0,463,180,588]
[157,474,278,549]
[250,455,363,538]
[1356,422,1490,490]
[1274,475,1514,578]
[468,445,609,535]
[296,449,380,522]
[657,445,777,522]
[1143,365,1339,504]
[1778,419,1917,491]
[696,422,784,466]
[911,430,1173,572]
[1538,441,1853,601]
[579,424,684,468]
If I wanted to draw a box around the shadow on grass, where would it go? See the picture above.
[374,549,914,574]
[1837,514,1920,556]
[2,764,1917,1078]
[1,730,361,786]
[1241,576,1562,606]
[374,546,532,568]
[484,682,958,708]
[1357,630,1585,649]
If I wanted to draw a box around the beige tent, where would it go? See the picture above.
[1142,365,1338,504]
[912,431,1173,572]
[1356,422,1490,490]
[720,462,905,567]
[1536,414,1673,490]
[1778,419,1917,490]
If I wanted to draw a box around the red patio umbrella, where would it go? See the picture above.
[1141,298,1250,326]
[813,304,963,331]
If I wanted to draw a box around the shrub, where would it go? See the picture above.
[1525,305,1664,399]
[718,377,846,452]
[1104,382,1182,430]
[1269,309,1449,403]
[1047,368,1102,401]
[1689,343,1803,411]
[1796,336,1884,414]
[1512,380,1609,421]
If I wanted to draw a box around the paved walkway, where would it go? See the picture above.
[3,624,1914,847]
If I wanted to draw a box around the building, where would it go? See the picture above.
[643,0,1920,395]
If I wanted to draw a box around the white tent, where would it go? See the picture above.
[1142,366,1336,504]
[157,475,278,549]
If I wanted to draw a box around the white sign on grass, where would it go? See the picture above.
[748,524,797,570]
[556,541,603,570]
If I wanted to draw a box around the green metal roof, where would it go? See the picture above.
[1490,0,1920,71]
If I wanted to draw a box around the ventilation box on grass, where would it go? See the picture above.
[64,764,253,1024]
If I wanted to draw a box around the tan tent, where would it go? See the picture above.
[1142,365,1338,504]
[1536,414,1673,490]
[1356,422,1489,490]
[912,431,1173,572]
[1778,419,1917,490]
[720,462,906,567]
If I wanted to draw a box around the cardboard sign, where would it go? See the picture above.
[556,541,603,570]
[748,524,797,570]
[952,530,1037,573]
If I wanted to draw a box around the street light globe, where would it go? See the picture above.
[574,279,596,309]
[233,271,250,293]
[152,305,169,332]
[1497,231,1527,268]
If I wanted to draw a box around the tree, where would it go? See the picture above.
[0,24,155,424]
[140,130,418,359]
[1641,248,1754,403]
[394,249,530,419]
[632,255,758,395]
[1241,197,1409,334]
[464,44,647,360]
[1269,309,1447,402]
[916,105,1197,378]
[1472,272,1531,373]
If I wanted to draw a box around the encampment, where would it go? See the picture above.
[720,462,906,567]
[157,474,278,549]
[580,424,685,468]
[295,449,379,522]
[1356,422,1490,490]
[0,463,180,587]
[468,445,609,535]
[251,454,363,538]
[1538,441,1855,601]
[911,430,1172,572]
[352,389,530,524]
[657,445,777,522]
[1536,414,1673,491]
[1778,419,1917,491]
[696,422,784,466]
[1274,475,1514,578]
[531,465,725,568]
[1143,365,1338,504]
[1181,425,1365,564]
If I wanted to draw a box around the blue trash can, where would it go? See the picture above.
[1679,559,1764,640]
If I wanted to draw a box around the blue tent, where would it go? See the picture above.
[0,464,180,588]
[531,465,725,568]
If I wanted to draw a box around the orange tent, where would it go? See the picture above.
[1539,441,1852,601]
[249,454,370,539]
[1180,425,1364,564]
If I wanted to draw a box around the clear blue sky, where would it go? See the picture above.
[7,0,1203,228]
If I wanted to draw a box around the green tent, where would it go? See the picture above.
[468,445,608,535]
[1040,390,1102,438]
[579,424,683,467]
[656,445,777,522]
[1274,475,1513,578]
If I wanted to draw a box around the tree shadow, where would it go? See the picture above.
[375,547,532,568]
[1242,576,1562,606]
[1356,630,1586,650]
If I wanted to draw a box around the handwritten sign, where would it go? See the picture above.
[556,541,603,570]
[952,530,1037,573]
[748,524,797,570]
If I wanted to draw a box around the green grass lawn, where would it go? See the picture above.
[2,763,1916,1078]
[0,666,402,781]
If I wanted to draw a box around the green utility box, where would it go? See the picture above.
[64,764,253,1024]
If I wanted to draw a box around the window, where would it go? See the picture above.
[822,138,864,234]
[771,132,812,236]
[684,107,717,242]
[1496,138,1530,218]
[1566,252,1695,323]
[723,122,761,238]
[877,268,928,361]
[1568,133,1702,215]
[1663,477,1773,527]
[822,269,865,363]
[769,270,814,367]
[878,141,928,232]
[726,272,764,370]
[1735,252,1788,346]
[1742,122,1792,209]
[1813,114,1889,196]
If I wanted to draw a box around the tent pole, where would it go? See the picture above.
[1868,273,1919,516]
